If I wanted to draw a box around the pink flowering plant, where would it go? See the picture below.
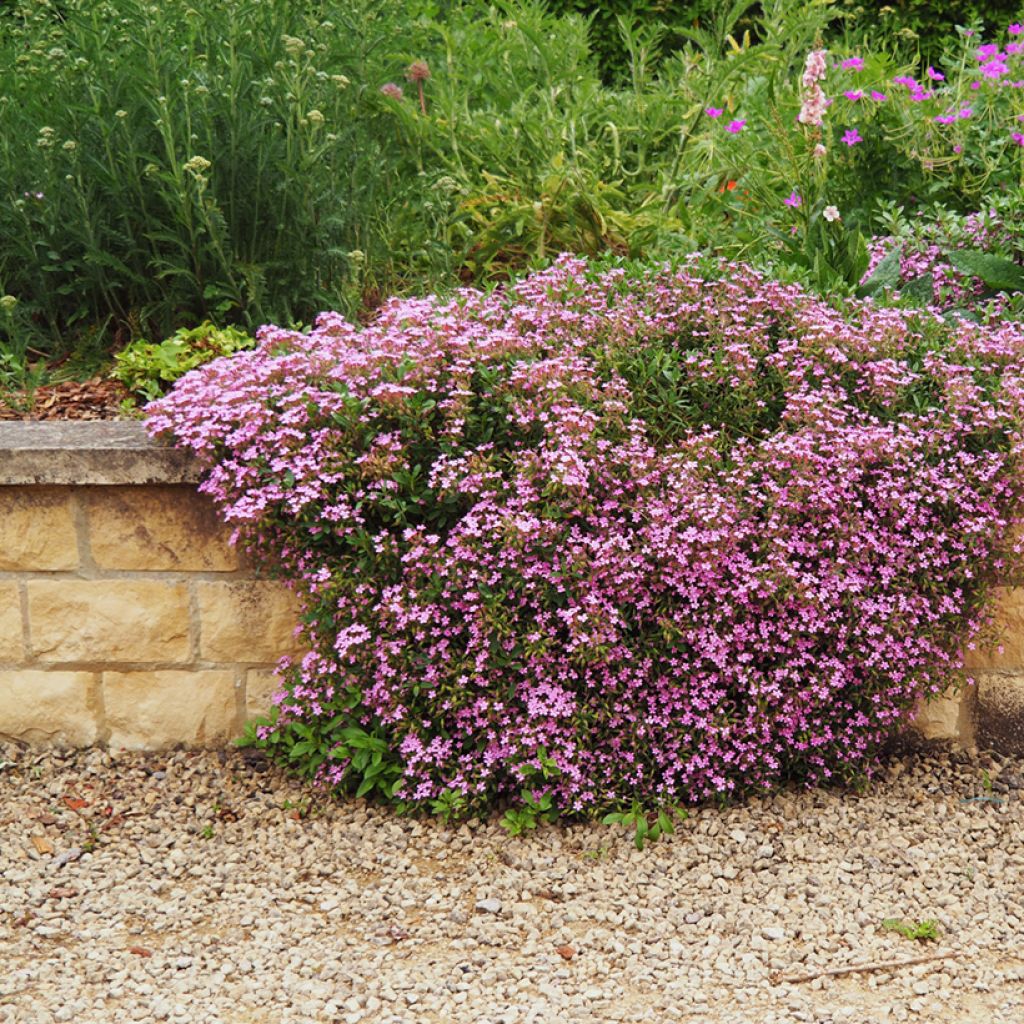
[146,254,1024,826]
[861,197,1024,317]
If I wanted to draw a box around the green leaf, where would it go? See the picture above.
[947,250,1024,294]
[856,247,901,298]
[899,274,934,304]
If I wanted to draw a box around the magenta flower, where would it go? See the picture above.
[840,56,864,70]
[871,91,888,102]
[726,119,746,134]
[926,66,945,81]
[983,61,1009,79]
[705,106,724,118]
[1010,23,1023,35]
[784,191,802,207]
[934,113,956,124]
[977,44,1001,59]
[1013,132,1024,146]
[958,106,973,119]
[844,89,864,101]
[841,128,862,146]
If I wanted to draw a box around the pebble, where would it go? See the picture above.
[1,744,1022,1023]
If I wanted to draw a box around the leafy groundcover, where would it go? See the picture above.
[148,255,1024,826]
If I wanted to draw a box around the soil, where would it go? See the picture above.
[0,376,135,421]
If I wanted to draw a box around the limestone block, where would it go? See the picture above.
[104,669,238,748]
[85,486,240,572]
[0,582,23,662]
[976,672,1024,754]
[28,580,191,663]
[0,487,78,571]
[245,668,284,720]
[0,670,98,745]
[910,684,972,745]
[197,581,302,662]
[964,587,1024,672]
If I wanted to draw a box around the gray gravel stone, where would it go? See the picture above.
[1,744,1023,1023]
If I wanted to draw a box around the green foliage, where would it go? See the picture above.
[841,0,1024,62]
[112,322,255,401]
[0,0,427,355]
[947,250,1024,295]
[602,801,687,850]
[237,701,406,804]
[541,0,731,82]
[882,917,940,941]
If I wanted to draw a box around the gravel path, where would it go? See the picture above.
[2,743,1023,1024]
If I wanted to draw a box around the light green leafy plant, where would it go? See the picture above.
[882,918,940,941]
[112,322,254,402]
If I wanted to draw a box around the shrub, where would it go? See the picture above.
[148,255,1024,820]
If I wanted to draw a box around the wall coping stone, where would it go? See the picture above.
[0,421,199,486]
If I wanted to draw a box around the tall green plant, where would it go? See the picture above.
[0,0,428,354]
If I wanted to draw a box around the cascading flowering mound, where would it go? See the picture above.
[147,255,1024,818]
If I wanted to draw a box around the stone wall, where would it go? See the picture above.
[0,423,301,749]
[2,422,1023,753]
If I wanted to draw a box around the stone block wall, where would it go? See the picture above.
[3,422,1024,753]
[0,423,302,749]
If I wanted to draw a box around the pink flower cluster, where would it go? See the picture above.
[864,211,1013,310]
[147,256,1024,813]
[798,49,829,126]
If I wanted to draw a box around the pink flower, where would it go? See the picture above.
[726,119,746,134]
[379,82,404,101]
[844,89,864,101]
[784,191,802,207]
[927,66,945,81]
[871,91,888,102]
[1009,23,1023,35]
[1013,132,1024,146]
[958,106,973,119]
[705,107,724,118]
[842,128,862,146]
[983,61,1009,79]
[802,49,828,87]
[840,56,864,70]
[977,44,1001,60]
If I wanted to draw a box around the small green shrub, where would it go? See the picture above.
[882,918,940,941]
[112,322,255,402]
